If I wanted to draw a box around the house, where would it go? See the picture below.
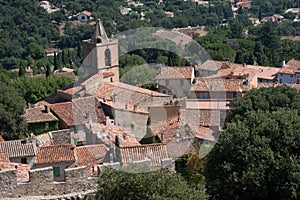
[100,100,149,141]
[190,78,250,99]
[45,48,60,56]
[24,105,58,135]
[75,10,92,22]
[155,29,193,46]
[156,66,194,98]
[173,26,208,38]
[119,6,132,15]
[0,140,36,167]
[164,11,174,18]
[248,17,260,26]
[277,60,300,84]
[235,0,251,8]
[49,96,106,145]
[34,144,76,181]
[261,14,284,23]
[70,144,110,176]
[0,152,30,182]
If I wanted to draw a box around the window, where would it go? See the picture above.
[110,77,113,82]
[199,92,209,99]
[53,167,60,177]
[105,48,111,66]
[180,79,184,86]
[21,157,27,164]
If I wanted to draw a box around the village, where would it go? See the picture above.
[0,16,299,198]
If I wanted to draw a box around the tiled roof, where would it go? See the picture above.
[24,106,58,123]
[96,82,170,106]
[166,138,198,158]
[35,144,75,164]
[191,78,250,92]
[121,144,169,167]
[34,132,53,147]
[0,140,36,158]
[50,96,106,127]
[73,144,109,175]
[0,152,9,163]
[285,60,300,73]
[190,125,217,142]
[156,66,194,79]
[279,68,295,75]
[91,123,141,147]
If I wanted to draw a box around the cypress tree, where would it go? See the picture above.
[54,52,58,71]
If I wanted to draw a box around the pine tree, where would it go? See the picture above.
[54,52,58,71]
[46,63,51,78]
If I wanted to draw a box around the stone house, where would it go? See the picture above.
[156,66,195,98]
[0,140,36,167]
[33,144,76,181]
[75,10,92,22]
[24,105,58,135]
[277,60,300,84]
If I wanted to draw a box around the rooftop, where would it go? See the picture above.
[35,144,75,164]
[24,106,58,123]
[0,140,36,158]
[121,143,169,167]
[156,66,194,80]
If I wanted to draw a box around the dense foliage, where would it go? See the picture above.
[205,86,300,200]
[93,168,208,200]
[0,69,73,104]
[0,85,27,140]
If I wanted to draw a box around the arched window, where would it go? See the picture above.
[105,48,111,66]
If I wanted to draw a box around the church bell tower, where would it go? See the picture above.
[82,19,119,82]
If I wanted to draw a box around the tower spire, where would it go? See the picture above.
[93,19,108,43]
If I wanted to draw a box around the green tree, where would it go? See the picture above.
[0,85,27,140]
[205,86,300,200]
[94,168,208,200]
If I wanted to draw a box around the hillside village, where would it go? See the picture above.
[0,17,300,198]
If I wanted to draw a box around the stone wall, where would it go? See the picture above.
[0,166,97,198]
[0,159,176,198]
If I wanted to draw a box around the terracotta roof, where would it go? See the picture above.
[96,82,170,106]
[279,68,295,75]
[191,78,249,92]
[73,144,109,169]
[121,144,169,167]
[166,138,198,158]
[54,71,76,80]
[0,152,9,163]
[91,123,141,147]
[34,132,53,147]
[281,36,300,42]
[35,144,75,164]
[155,29,193,45]
[81,10,92,17]
[190,125,217,142]
[285,60,300,73]
[0,140,36,158]
[24,106,58,123]
[50,96,106,127]
[156,66,194,80]
[102,71,114,78]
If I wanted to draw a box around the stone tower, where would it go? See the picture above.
[82,19,119,82]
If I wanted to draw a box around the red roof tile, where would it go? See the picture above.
[156,66,194,79]
[191,78,250,92]
[24,106,58,123]
[0,152,9,163]
[35,144,75,164]
[0,140,36,158]
[50,96,106,127]
[121,144,169,167]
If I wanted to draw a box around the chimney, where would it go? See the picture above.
[243,63,246,67]
[125,103,128,110]
[110,93,116,102]
[282,60,286,68]
[133,105,137,111]
[45,104,50,113]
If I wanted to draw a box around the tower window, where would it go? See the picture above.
[105,48,111,66]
